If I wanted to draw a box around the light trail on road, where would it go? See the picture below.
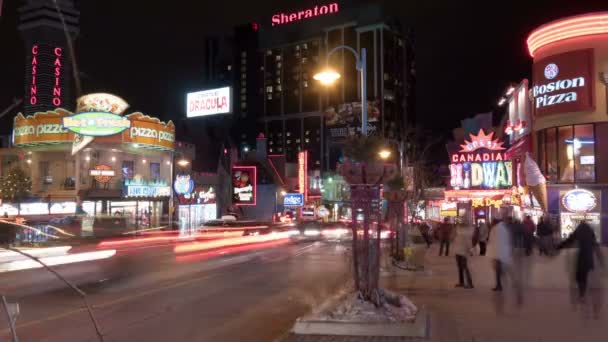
[97,231,244,248]
[175,239,291,263]
[0,249,116,273]
[173,232,291,254]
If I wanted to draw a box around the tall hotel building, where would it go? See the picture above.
[230,1,415,171]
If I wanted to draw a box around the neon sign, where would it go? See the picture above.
[232,166,257,206]
[63,112,131,136]
[30,45,38,105]
[186,87,231,117]
[298,151,308,201]
[53,47,63,107]
[459,130,505,152]
[271,2,339,26]
[562,189,597,213]
[450,161,512,189]
[174,174,195,195]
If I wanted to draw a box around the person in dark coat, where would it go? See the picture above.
[536,217,553,255]
[438,218,453,256]
[558,221,604,300]
[522,215,536,256]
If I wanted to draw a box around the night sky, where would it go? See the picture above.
[1,0,607,149]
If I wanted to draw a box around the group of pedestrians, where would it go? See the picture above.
[429,216,604,306]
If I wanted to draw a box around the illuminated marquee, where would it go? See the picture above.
[63,112,131,136]
[30,45,38,105]
[186,87,232,118]
[531,49,594,116]
[459,130,505,152]
[450,129,512,190]
[271,2,339,26]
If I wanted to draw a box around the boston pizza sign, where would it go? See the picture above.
[532,49,594,116]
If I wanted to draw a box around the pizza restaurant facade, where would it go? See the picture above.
[2,94,176,234]
[527,12,608,243]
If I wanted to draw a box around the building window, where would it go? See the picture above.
[538,124,596,183]
[150,162,161,181]
[122,160,134,180]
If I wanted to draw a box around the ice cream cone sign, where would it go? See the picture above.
[523,152,548,211]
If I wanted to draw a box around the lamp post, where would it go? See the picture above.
[314,46,368,136]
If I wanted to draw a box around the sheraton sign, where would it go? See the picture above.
[271,2,339,26]
[532,49,594,116]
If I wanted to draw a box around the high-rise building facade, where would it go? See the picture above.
[231,1,415,171]
[18,0,79,115]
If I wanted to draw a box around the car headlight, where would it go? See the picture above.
[304,230,321,236]
[287,230,301,236]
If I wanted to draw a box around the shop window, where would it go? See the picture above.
[150,162,161,181]
[558,126,574,183]
[574,124,595,182]
[546,128,557,182]
[122,160,134,180]
[39,161,52,184]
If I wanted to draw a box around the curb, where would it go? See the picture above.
[291,309,429,337]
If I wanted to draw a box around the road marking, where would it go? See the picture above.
[1,272,220,333]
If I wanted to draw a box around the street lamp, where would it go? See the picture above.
[314,46,368,135]
[177,159,190,167]
[378,149,392,160]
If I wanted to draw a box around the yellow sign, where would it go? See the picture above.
[13,109,175,151]
[472,198,503,209]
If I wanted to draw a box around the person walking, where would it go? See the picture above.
[478,220,490,256]
[453,224,474,289]
[522,215,536,256]
[487,217,514,292]
[419,221,432,248]
[536,216,553,255]
[558,221,604,301]
[438,218,453,256]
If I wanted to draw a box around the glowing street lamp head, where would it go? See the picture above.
[313,69,341,85]
[177,159,190,167]
[378,149,391,160]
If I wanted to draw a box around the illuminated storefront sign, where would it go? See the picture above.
[472,197,504,209]
[186,87,232,118]
[532,49,594,116]
[459,130,504,153]
[561,189,597,213]
[298,151,308,200]
[123,113,175,150]
[232,166,256,206]
[63,112,131,136]
[12,110,73,146]
[271,2,339,26]
[174,174,195,195]
[89,165,115,183]
[284,193,304,207]
[450,130,512,190]
[13,109,175,151]
[123,179,171,198]
[76,93,129,114]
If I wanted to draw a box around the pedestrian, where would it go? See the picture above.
[453,224,474,289]
[419,221,432,248]
[536,216,553,255]
[2,212,8,219]
[478,220,490,256]
[487,217,513,292]
[438,217,453,256]
[558,220,604,301]
[522,215,536,256]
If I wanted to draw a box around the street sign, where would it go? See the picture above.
[284,193,304,207]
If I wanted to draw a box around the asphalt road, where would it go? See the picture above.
[0,240,352,342]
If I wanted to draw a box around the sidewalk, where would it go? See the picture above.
[283,245,608,342]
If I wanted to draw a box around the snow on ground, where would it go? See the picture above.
[315,290,418,323]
